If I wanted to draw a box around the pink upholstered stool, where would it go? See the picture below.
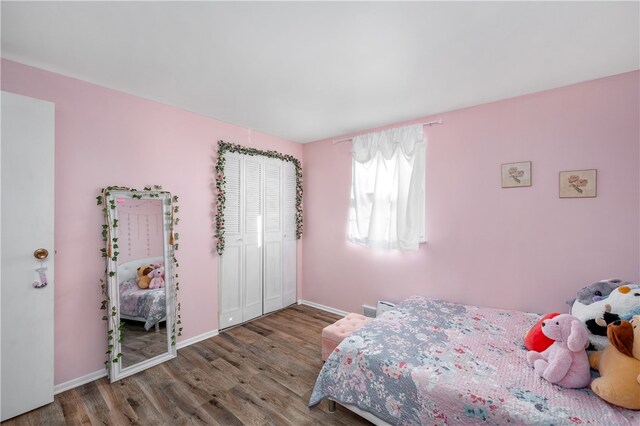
[322,313,372,361]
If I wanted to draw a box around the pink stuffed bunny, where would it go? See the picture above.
[526,313,591,388]
[147,266,165,289]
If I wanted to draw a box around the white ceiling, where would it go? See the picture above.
[2,2,638,143]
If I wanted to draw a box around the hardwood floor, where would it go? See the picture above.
[120,320,167,368]
[3,305,371,425]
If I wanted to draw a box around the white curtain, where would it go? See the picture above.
[348,124,425,250]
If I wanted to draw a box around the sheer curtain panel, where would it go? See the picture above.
[348,124,425,250]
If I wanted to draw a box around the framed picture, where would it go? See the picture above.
[501,161,531,188]
[559,169,597,198]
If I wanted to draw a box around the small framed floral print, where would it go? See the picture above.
[501,161,531,188]
[559,169,597,198]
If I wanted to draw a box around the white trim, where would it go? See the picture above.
[113,353,178,382]
[54,370,107,395]
[52,328,219,395]
[176,329,219,349]
[298,299,349,317]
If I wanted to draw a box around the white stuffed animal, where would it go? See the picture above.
[571,284,640,349]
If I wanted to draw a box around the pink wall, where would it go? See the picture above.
[1,59,304,386]
[302,71,640,315]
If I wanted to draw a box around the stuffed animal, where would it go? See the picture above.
[571,284,640,350]
[588,316,640,410]
[524,312,560,352]
[586,303,621,337]
[148,266,165,289]
[526,314,591,388]
[586,302,640,337]
[136,265,153,289]
[566,279,626,307]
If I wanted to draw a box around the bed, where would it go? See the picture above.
[309,296,638,425]
[117,257,167,331]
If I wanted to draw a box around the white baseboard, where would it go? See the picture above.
[176,329,219,349]
[54,369,107,395]
[53,328,219,395]
[298,299,349,317]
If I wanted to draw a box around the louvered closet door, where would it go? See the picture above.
[242,157,264,322]
[263,158,283,314]
[219,153,243,329]
[282,161,297,307]
[219,153,297,329]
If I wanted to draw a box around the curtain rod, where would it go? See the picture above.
[332,119,444,145]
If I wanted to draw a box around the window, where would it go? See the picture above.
[348,124,425,250]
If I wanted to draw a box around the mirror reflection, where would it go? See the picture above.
[114,197,169,369]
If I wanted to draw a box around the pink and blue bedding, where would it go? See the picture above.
[119,279,166,330]
[309,297,638,425]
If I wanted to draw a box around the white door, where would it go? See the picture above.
[242,157,263,322]
[219,154,264,328]
[263,159,283,314]
[219,153,243,329]
[218,153,297,328]
[1,91,55,421]
[282,161,297,307]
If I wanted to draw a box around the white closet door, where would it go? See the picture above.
[219,153,243,329]
[219,153,297,328]
[282,161,297,307]
[263,159,283,314]
[242,157,263,321]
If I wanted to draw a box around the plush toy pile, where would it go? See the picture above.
[135,264,164,289]
[524,278,640,410]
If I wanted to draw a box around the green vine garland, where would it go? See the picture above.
[214,140,303,255]
[97,185,183,370]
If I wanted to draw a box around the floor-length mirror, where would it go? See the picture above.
[102,188,176,381]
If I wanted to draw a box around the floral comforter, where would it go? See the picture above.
[309,297,638,425]
[119,280,166,330]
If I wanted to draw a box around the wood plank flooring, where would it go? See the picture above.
[3,305,371,425]
[120,320,167,367]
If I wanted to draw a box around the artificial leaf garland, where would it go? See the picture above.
[97,186,182,370]
[214,140,303,255]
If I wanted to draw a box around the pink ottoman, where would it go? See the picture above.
[322,313,372,361]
